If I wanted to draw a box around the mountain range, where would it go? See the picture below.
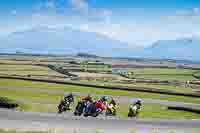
[0,26,200,61]
[142,37,200,61]
[0,27,131,57]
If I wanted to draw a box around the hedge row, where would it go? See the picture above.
[0,97,18,109]
[0,76,200,98]
[167,106,200,114]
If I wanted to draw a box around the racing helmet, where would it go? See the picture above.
[101,96,108,102]
[136,98,142,103]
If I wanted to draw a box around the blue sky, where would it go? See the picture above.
[1,0,200,46]
[1,0,200,10]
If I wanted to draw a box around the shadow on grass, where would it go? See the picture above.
[168,106,200,114]
[0,97,18,109]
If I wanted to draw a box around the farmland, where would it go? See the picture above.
[128,68,198,81]
[0,54,200,120]
[0,64,66,80]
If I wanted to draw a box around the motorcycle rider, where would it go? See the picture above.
[131,98,142,110]
[84,95,108,116]
[58,99,68,113]
[106,97,117,115]
[109,97,116,106]
[81,94,93,103]
[134,98,142,106]
[96,96,108,111]
[100,96,108,105]
[128,98,142,117]
[62,93,74,110]
[81,94,94,113]
[59,99,66,107]
[64,92,74,104]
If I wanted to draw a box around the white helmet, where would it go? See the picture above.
[133,98,142,103]
[137,98,142,103]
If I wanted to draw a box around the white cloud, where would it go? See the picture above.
[79,8,200,47]
[69,0,112,22]
[41,0,112,23]
[27,6,200,47]
[79,22,159,46]
[3,1,200,47]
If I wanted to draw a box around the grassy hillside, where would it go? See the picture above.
[0,83,200,119]
[79,80,195,93]
[0,64,65,78]
[129,68,199,81]
[0,78,200,104]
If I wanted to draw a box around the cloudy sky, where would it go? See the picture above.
[1,0,200,47]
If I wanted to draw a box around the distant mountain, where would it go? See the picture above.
[0,26,132,57]
[77,53,99,58]
[1,27,200,61]
[142,37,200,61]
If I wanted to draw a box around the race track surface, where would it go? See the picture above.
[0,109,200,133]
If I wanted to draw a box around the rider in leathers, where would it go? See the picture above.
[81,94,93,103]
[81,94,93,113]
[133,98,142,109]
[63,93,74,110]
[109,97,116,106]
[106,97,117,115]
[96,96,108,112]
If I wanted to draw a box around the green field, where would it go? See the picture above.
[0,62,200,119]
[118,103,200,119]
[0,129,48,133]
[129,68,199,81]
[0,65,64,77]
[0,79,200,119]
[1,87,200,119]
[0,78,200,104]
[79,80,195,93]
[80,64,112,72]
[194,72,200,79]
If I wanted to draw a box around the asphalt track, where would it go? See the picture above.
[1,87,200,109]
[0,109,200,133]
[1,87,200,132]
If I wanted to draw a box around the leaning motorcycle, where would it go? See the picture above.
[128,104,141,117]
[57,99,71,114]
[105,104,117,116]
[84,101,106,117]
[74,100,87,116]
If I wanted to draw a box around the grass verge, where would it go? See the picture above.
[0,129,48,133]
[128,68,200,81]
[0,64,64,77]
[79,80,194,93]
[0,79,200,104]
[0,87,199,119]
[119,103,200,119]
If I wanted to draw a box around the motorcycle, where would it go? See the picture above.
[74,100,87,116]
[128,104,141,117]
[84,100,106,117]
[57,99,71,114]
[106,104,117,116]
